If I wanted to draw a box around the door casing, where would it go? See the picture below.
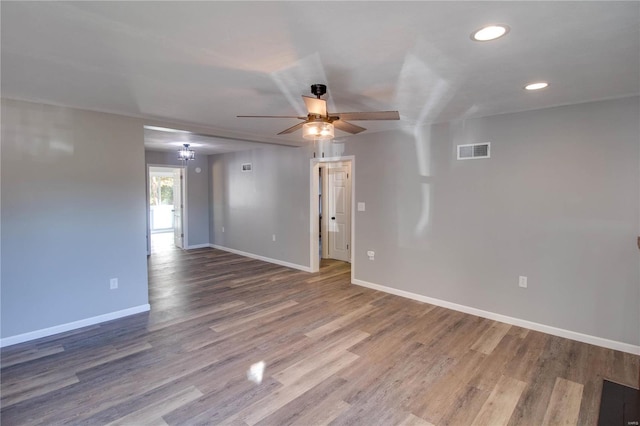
[172,167,184,249]
[309,155,355,279]
[321,162,352,262]
[146,164,188,254]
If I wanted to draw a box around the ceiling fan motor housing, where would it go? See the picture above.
[310,84,327,99]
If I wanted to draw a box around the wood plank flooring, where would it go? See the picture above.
[1,236,638,425]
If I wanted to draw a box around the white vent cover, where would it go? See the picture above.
[241,163,252,172]
[457,143,490,160]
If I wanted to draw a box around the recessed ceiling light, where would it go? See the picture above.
[524,82,549,91]
[471,25,510,41]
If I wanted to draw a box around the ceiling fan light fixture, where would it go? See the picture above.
[302,121,334,140]
[471,24,510,41]
[178,143,195,161]
[238,84,399,137]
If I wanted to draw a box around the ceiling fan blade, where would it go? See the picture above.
[237,115,306,119]
[277,121,306,135]
[333,119,367,135]
[334,111,400,121]
[302,96,327,116]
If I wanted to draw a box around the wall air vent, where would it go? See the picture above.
[241,163,252,172]
[457,142,490,160]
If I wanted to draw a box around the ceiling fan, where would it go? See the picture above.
[237,84,400,140]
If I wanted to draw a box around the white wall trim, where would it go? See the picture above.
[309,155,356,276]
[186,243,210,250]
[0,304,151,348]
[182,166,189,249]
[210,244,312,273]
[146,163,187,254]
[352,278,640,355]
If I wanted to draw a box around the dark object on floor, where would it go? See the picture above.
[598,379,640,426]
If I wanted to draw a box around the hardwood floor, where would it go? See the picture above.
[1,238,638,425]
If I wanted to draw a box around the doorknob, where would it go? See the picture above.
[331,217,336,220]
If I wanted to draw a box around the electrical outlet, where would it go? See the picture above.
[222,226,225,233]
[367,250,375,260]
[272,234,276,242]
[110,278,118,290]
[518,276,527,288]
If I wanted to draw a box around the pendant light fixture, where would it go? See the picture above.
[178,143,195,161]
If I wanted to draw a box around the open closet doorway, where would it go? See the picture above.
[310,156,355,276]
[147,165,186,254]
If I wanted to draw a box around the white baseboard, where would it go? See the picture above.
[352,278,640,355]
[210,244,312,273]
[0,304,151,348]
[186,243,211,250]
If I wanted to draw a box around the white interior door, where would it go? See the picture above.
[173,168,183,248]
[327,164,351,262]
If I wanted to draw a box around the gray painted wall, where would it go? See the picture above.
[344,96,639,346]
[1,98,149,338]
[145,150,210,248]
[209,146,312,267]
[5,95,633,345]
[208,96,639,346]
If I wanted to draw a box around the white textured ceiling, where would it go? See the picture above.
[2,1,639,153]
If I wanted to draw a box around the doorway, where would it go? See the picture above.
[147,165,185,253]
[310,156,355,276]
[320,162,352,262]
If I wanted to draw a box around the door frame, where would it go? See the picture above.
[309,155,355,280]
[321,161,352,261]
[146,164,188,254]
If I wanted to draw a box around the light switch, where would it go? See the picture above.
[357,202,366,212]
